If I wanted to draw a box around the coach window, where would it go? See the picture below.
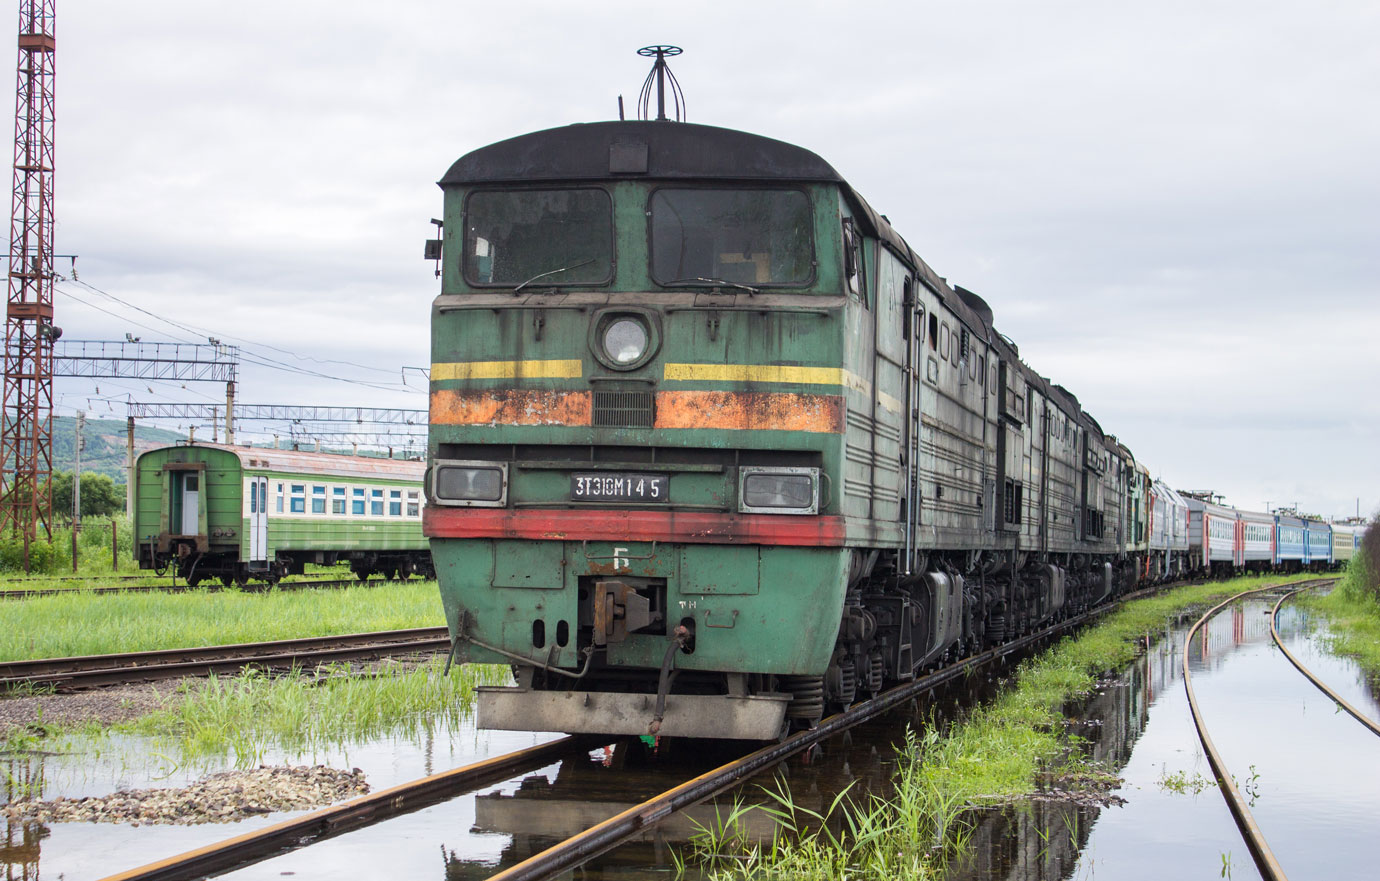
[371,489,384,516]
[940,324,950,361]
[352,488,366,516]
[389,490,402,517]
[290,484,305,513]
[332,486,346,515]
[407,491,421,518]
[928,313,939,350]
[276,483,285,513]
[311,486,326,514]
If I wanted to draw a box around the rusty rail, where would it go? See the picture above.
[1181,580,1333,881]
[1270,582,1379,737]
[0,627,450,691]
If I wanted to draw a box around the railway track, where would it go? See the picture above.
[0,575,422,601]
[1182,577,1338,881]
[1270,584,1380,737]
[99,579,1145,881]
[0,626,451,691]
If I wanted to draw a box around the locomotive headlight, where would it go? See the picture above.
[602,318,648,365]
[432,461,507,507]
[739,467,820,515]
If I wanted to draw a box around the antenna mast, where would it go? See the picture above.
[637,45,685,122]
[0,0,57,555]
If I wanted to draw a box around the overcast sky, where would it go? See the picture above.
[46,0,1377,520]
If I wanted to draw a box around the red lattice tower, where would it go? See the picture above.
[0,0,56,543]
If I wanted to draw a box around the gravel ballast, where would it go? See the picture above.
[2,764,370,825]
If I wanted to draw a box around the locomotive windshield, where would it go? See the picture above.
[463,188,614,287]
[650,188,814,286]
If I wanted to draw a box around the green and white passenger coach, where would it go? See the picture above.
[134,443,430,586]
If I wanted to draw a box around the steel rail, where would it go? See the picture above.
[0,576,418,601]
[0,627,450,691]
[1181,579,1331,881]
[98,735,595,881]
[1270,581,1379,737]
[485,596,1127,881]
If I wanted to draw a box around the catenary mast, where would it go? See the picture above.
[0,0,56,551]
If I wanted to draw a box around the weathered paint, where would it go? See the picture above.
[653,390,844,433]
[430,387,845,434]
[430,389,592,427]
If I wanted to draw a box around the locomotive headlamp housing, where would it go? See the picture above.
[432,461,507,507]
[738,466,820,515]
[590,308,660,371]
[603,318,648,365]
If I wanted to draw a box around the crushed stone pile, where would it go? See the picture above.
[1,764,369,825]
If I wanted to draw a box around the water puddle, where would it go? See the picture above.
[6,590,1377,879]
[1,712,560,879]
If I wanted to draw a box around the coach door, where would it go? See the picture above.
[180,473,200,535]
[249,477,268,563]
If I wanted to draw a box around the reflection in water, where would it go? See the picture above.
[2,759,46,881]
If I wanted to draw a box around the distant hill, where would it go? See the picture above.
[53,416,184,483]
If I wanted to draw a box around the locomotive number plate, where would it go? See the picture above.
[571,473,669,503]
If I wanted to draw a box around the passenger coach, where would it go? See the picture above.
[134,443,429,585]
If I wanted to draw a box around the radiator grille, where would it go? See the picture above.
[592,390,655,428]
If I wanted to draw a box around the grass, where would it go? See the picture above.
[121,659,510,765]
[683,572,1318,880]
[0,580,444,661]
[0,517,141,579]
[1298,553,1380,674]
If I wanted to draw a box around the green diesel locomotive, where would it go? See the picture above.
[134,443,429,585]
[425,118,1147,739]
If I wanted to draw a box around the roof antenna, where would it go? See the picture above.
[637,45,685,122]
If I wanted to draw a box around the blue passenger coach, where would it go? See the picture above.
[1303,519,1332,568]
[1274,514,1306,569]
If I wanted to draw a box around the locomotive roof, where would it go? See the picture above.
[141,443,425,481]
[440,121,844,187]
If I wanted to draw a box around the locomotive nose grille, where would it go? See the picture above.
[592,390,655,428]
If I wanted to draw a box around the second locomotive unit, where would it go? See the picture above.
[424,103,1156,738]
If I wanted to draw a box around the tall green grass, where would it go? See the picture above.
[0,581,444,660]
[686,573,1317,880]
[123,660,510,765]
[1301,547,1380,674]
[0,517,138,577]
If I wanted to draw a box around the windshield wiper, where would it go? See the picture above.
[664,276,759,295]
[512,258,596,294]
